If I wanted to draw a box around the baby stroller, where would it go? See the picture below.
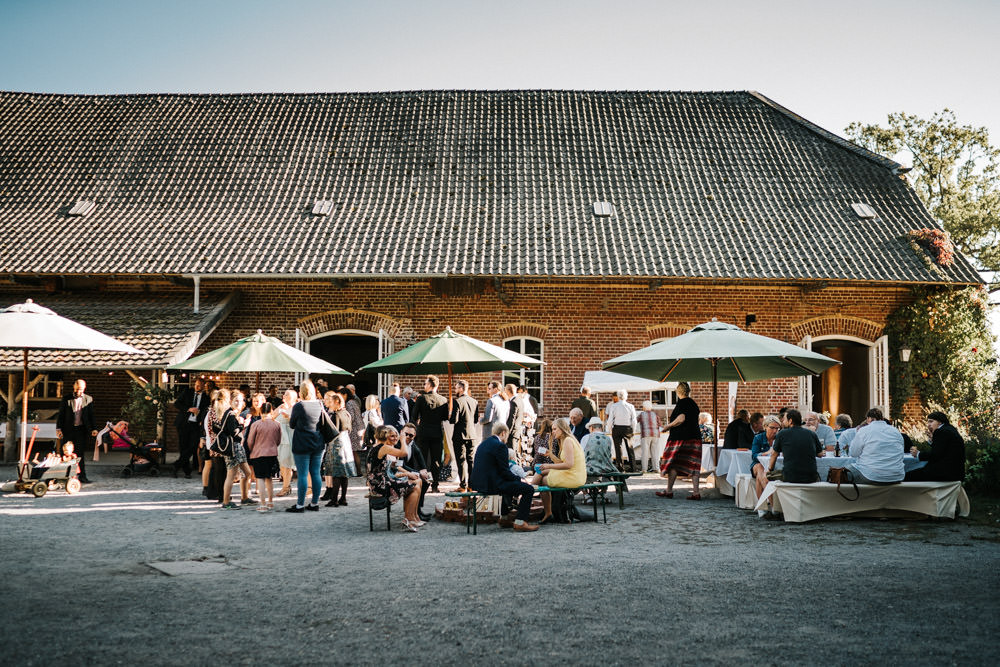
[99,422,162,478]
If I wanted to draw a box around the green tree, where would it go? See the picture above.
[846,110,1000,290]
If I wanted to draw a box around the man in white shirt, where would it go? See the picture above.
[845,407,905,484]
[605,390,638,471]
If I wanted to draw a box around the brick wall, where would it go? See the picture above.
[2,277,923,450]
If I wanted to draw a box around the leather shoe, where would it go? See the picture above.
[513,522,539,532]
[417,511,431,522]
[78,476,91,484]
[285,506,305,513]
[305,504,319,511]
[325,499,339,507]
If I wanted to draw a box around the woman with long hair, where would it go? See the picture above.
[321,391,354,507]
[216,390,255,509]
[530,417,586,524]
[287,379,325,513]
[275,388,297,497]
[246,402,281,511]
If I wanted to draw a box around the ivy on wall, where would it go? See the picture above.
[121,381,176,444]
[884,286,997,433]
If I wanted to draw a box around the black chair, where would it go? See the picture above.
[367,492,392,531]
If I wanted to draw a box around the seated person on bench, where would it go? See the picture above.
[845,407,905,485]
[470,422,539,532]
[766,409,822,483]
[905,411,966,482]
[580,417,619,476]
[530,417,586,524]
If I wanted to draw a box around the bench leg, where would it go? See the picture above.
[465,499,472,534]
[590,489,599,523]
[369,503,374,532]
[602,490,608,523]
[473,498,478,535]
[617,484,624,509]
[386,503,391,531]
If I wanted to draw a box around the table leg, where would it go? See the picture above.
[473,497,478,535]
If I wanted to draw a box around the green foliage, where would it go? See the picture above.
[845,110,1000,290]
[120,381,176,443]
[965,435,1000,496]
[885,286,998,435]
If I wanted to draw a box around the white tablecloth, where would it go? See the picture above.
[701,443,721,474]
[765,454,924,480]
[714,449,752,495]
[754,480,970,522]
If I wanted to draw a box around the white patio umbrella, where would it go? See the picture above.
[0,299,145,470]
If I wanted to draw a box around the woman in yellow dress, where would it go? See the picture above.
[530,417,586,523]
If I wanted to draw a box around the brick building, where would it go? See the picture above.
[0,90,981,453]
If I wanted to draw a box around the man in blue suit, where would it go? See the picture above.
[380,382,409,431]
[470,423,539,532]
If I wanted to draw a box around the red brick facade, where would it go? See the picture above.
[5,277,925,450]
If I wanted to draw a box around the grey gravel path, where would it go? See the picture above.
[1,465,998,666]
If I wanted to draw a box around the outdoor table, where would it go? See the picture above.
[754,480,970,522]
[714,448,752,495]
[591,471,642,508]
[700,443,720,473]
[762,454,925,481]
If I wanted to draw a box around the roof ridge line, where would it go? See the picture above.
[746,91,903,174]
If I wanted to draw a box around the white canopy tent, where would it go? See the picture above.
[582,370,677,394]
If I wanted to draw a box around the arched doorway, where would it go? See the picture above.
[811,338,870,422]
[307,330,380,400]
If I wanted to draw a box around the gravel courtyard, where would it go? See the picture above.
[1,463,998,666]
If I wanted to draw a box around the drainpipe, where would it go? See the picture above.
[193,275,201,314]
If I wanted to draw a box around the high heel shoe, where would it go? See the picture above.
[539,514,555,525]
[401,519,419,533]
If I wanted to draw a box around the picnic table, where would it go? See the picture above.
[754,480,970,522]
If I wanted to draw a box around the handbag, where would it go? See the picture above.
[210,410,234,456]
[317,410,337,443]
[827,467,860,501]
[437,462,453,482]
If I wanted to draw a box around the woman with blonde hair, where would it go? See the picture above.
[274,388,297,497]
[530,417,586,524]
[213,390,255,509]
[286,379,326,513]
[658,381,703,500]
[366,425,424,532]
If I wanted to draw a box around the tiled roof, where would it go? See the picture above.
[0,90,981,284]
[0,293,236,371]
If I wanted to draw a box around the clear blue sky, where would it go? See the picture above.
[1,0,997,143]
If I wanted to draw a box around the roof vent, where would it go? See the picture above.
[593,201,614,217]
[312,200,335,216]
[68,200,96,217]
[851,203,876,219]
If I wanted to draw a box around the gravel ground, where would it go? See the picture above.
[1,461,998,667]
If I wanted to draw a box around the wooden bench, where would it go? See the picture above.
[537,481,624,523]
[754,480,970,523]
[588,471,643,508]
[444,490,490,535]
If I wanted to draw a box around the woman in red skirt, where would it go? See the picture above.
[657,381,703,500]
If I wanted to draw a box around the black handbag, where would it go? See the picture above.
[210,410,234,456]
[317,410,337,444]
[437,462,453,482]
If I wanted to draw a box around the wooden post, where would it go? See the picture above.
[3,373,16,463]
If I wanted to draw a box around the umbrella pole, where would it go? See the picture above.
[712,358,719,468]
[447,362,453,412]
[20,349,27,470]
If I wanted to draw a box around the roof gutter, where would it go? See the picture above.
[181,273,450,280]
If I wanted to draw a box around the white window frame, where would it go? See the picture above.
[502,336,544,408]
[648,337,678,410]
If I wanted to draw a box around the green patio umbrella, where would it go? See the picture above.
[168,330,350,389]
[356,326,544,406]
[603,319,839,465]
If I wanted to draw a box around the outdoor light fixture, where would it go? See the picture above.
[900,346,912,362]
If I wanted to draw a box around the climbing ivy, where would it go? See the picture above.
[884,286,998,434]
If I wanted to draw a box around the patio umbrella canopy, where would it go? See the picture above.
[357,326,543,406]
[603,319,840,466]
[0,299,146,469]
[168,330,350,380]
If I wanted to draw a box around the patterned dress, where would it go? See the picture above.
[366,446,416,504]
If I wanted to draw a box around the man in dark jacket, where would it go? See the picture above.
[470,423,538,532]
[723,409,755,449]
[905,411,966,481]
[449,379,479,492]
[413,375,449,492]
[56,379,96,483]
[380,383,409,431]
[173,377,210,478]
[571,386,598,423]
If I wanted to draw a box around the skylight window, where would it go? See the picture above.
[68,200,96,217]
[312,200,335,216]
[851,203,876,219]
[593,201,614,217]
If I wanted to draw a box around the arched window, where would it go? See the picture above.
[502,337,543,406]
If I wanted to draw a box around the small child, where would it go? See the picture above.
[507,448,527,479]
[61,441,78,462]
